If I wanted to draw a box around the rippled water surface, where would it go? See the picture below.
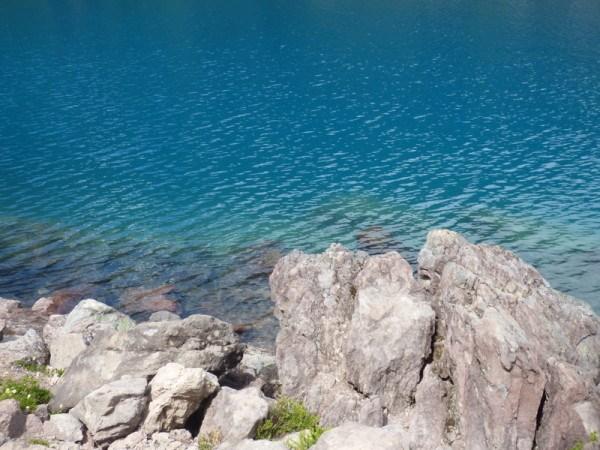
[1,0,600,344]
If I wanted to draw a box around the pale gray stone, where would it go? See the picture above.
[0,400,25,439]
[407,366,453,449]
[0,299,21,317]
[46,299,134,370]
[33,404,49,422]
[217,440,287,450]
[108,429,194,450]
[311,422,407,450]
[200,386,270,446]
[143,362,219,433]
[417,229,600,449]
[222,346,279,397]
[42,413,84,443]
[270,245,434,426]
[23,413,44,439]
[50,314,243,411]
[0,329,48,371]
[71,377,148,446]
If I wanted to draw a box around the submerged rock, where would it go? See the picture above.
[31,285,92,316]
[50,314,244,411]
[148,310,181,322]
[355,225,399,254]
[120,285,178,316]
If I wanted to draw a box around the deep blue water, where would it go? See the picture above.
[1,0,599,345]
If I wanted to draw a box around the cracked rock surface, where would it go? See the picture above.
[270,229,600,449]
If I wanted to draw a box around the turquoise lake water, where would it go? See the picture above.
[1,0,599,344]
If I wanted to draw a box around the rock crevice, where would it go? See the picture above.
[270,229,600,449]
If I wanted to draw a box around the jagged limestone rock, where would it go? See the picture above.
[270,245,434,426]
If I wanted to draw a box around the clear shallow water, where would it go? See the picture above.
[1,0,599,345]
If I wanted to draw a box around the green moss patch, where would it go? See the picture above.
[256,397,326,449]
[0,376,52,412]
[14,360,64,377]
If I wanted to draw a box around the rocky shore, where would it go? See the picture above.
[0,229,599,449]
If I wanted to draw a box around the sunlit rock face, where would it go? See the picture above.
[270,230,600,449]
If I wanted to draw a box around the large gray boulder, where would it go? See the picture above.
[71,377,148,446]
[418,229,600,450]
[270,230,600,450]
[270,244,435,426]
[311,422,407,450]
[143,362,219,433]
[50,314,244,411]
[199,386,270,446]
[44,299,135,370]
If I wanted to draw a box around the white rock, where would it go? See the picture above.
[42,413,84,443]
[200,387,270,446]
[217,439,287,450]
[143,362,219,433]
[71,377,148,446]
[0,329,48,370]
[311,422,407,450]
[46,299,134,370]
[23,414,43,438]
[109,429,194,450]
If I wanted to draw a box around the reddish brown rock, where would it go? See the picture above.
[120,285,178,315]
[32,286,92,317]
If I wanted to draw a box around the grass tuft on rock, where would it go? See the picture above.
[286,428,325,450]
[28,438,50,447]
[0,376,52,412]
[14,359,64,377]
[256,396,325,449]
[198,430,222,450]
[569,431,599,450]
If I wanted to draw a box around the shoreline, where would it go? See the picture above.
[1,228,599,449]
